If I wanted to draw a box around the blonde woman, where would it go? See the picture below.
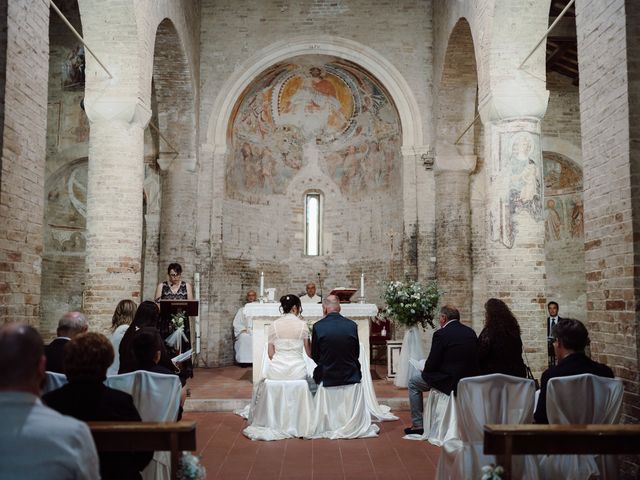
[107,299,137,376]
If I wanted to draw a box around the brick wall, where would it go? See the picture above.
[0,0,49,326]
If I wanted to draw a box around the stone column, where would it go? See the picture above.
[434,155,476,322]
[83,99,151,333]
[482,114,547,371]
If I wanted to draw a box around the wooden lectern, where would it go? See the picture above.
[158,299,199,318]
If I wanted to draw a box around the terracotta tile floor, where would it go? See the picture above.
[187,363,406,404]
[183,410,441,480]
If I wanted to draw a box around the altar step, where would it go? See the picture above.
[185,365,410,412]
[184,396,410,413]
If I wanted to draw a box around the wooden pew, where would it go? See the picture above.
[484,424,640,480]
[88,421,197,480]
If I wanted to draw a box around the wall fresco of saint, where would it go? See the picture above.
[226,57,402,200]
[543,152,584,242]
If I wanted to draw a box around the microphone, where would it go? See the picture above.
[317,272,323,300]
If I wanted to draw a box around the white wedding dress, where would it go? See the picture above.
[242,313,315,440]
[265,314,309,380]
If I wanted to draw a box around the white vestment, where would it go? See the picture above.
[233,303,254,363]
[300,294,321,303]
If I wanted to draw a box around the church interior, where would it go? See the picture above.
[1,0,639,477]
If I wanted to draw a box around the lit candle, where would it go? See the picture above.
[360,272,365,298]
[259,271,264,298]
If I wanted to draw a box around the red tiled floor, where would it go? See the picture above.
[188,363,405,401]
[183,411,442,480]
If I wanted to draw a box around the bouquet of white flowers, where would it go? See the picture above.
[178,452,206,480]
[166,310,189,353]
[382,280,441,329]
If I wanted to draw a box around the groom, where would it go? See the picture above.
[311,295,361,387]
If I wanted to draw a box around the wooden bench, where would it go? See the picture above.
[484,424,640,480]
[88,421,197,480]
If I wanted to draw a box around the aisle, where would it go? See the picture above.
[183,410,440,480]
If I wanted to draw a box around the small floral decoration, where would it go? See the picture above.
[382,280,441,329]
[481,464,504,480]
[171,310,186,330]
[178,452,206,480]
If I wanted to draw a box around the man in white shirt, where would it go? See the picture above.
[300,282,321,303]
[0,323,100,480]
[233,289,257,366]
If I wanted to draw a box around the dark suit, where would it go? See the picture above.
[546,316,562,367]
[43,382,153,480]
[422,320,479,395]
[311,311,361,387]
[44,337,70,373]
[533,352,614,424]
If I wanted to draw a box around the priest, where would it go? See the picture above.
[233,290,257,366]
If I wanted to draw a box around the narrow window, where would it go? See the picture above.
[305,193,321,256]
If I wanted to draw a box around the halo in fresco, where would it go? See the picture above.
[227,56,402,199]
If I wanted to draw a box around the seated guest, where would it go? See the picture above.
[233,289,257,366]
[0,323,99,479]
[132,328,187,412]
[119,300,178,377]
[45,311,88,373]
[108,299,137,376]
[534,318,614,424]
[300,282,321,303]
[43,332,152,480]
[478,298,527,378]
[405,305,478,435]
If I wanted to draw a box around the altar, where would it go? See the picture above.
[245,302,378,384]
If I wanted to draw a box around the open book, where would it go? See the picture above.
[409,358,426,372]
[172,348,193,365]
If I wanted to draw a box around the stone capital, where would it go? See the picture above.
[83,96,152,128]
[157,153,198,173]
[401,144,435,169]
[478,80,549,124]
[433,154,477,174]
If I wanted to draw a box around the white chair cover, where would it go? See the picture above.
[310,383,380,439]
[243,379,315,441]
[43,371,68,394]
[105,371,182,480]
[420,389,457,446]
[394,325,425,388]
[358,342,399,421]
[539,374,624,480]
[436,374,539,480]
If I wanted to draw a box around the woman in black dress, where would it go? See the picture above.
[154,262,194,378]
[478,298,527,378]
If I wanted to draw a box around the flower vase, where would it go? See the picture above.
[393,324,425,388]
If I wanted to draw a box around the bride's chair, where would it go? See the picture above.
[436,374,539,480]
[539,373,623,480]
[105,371,182,480]
[242,344,315,441]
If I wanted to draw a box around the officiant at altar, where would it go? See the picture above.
[233,289,258,366]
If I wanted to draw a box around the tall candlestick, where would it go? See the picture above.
[360,272,365,298]
[259,271,265,298]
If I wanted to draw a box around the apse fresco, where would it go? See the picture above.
[543,152,584,242]
[227,58,401,199]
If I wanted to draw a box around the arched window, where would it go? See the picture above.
[304,192,322,256]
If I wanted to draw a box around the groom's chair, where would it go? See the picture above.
[311,382,379,439]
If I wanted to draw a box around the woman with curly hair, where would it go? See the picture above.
[478,298,527,378]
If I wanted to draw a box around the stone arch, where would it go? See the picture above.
[206,35,423,153]
[435,17,478,158]
[146,17,198,295]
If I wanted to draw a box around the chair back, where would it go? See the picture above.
[105,370,181,421]
[456,374,535,443]
[43,371,68,395]
[546,374,623,424]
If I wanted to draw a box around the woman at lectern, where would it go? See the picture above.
[155,262,194,378]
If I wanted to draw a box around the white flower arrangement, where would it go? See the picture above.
[166,310,189,352]
[178,452,206,480]
[481,464,504,480]
[382,280,441,329]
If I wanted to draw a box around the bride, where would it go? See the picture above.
[266,294,311,380]
[242,294,316,441]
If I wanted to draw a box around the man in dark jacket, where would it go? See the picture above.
[311,294,361,387]
[44,311,88,373]
[534,318,614,424]
[405,305,479,435]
